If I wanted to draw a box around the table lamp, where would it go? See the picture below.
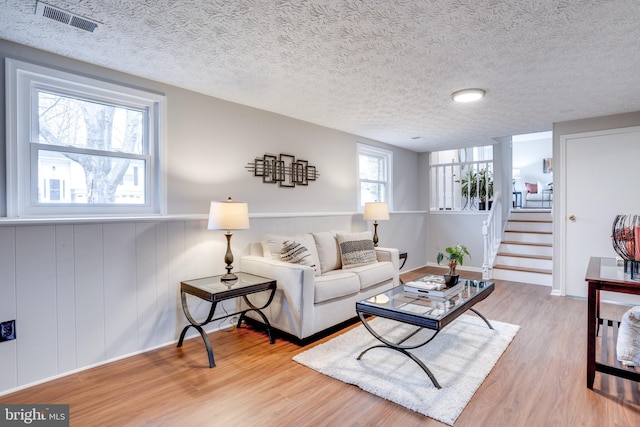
[364,202,389,247]
[512,169,521,190]
[208,197,250,282]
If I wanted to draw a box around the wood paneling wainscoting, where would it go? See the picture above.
[3,267,638,426]
[0,212,427,395]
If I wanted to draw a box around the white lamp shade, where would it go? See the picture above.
[208,198,250,231]
[363,202,389,221]
[512,169,521,179]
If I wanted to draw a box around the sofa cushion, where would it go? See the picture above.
[281,240,317,272]
[262,234,321,276]
[314,271,360,303]
[312,231,342,273]
[347,261,395,290]
[336,231,377,268]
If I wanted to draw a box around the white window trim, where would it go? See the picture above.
[357,143,393,210]
[6,58,167,217]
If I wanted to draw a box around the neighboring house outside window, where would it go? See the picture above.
[358,143,392,210]
[5,59,166,217]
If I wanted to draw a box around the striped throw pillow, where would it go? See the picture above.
[281,240,317,271]
[336,231,377,268]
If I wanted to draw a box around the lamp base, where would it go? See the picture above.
[220,272,238,283]
[221,231,237,283]
[372,221,379,247]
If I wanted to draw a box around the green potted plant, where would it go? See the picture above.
[456,168,493,210]
[457,169,477,204]
[436,244,470,286]
[476,168,494,210]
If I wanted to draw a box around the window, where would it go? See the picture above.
[430,145,493,211]
[358,143,392,209]
[6,59,166,217]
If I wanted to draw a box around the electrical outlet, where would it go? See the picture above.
[0,320,16,342]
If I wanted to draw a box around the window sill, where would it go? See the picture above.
[0,214,206,226]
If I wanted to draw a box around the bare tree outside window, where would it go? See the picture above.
[37,91,146,204]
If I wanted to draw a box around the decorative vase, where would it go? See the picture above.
[444,274,459,287]
[612,214,640,280]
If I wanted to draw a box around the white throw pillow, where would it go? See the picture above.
[312,231,342,273]
[617,306,640,366]
[336,231,378,269]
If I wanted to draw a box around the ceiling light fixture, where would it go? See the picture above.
[451,88,486,103]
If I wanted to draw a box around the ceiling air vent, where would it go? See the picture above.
[35,1,99,33]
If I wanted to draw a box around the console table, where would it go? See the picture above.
[178,272,276,368]
[585,257,640,388]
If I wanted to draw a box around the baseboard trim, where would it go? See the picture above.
[242,316,362,346]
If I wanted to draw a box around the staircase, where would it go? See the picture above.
[492,209,553,286]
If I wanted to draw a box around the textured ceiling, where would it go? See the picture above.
[1,0,640,152]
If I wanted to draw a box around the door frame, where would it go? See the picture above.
[556,126,640,296]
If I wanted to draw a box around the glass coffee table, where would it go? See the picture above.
[355,277,494,389]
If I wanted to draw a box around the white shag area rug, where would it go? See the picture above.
[293,314,519,426]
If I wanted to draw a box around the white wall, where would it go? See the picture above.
[552,111,640,295]
[0,40,419,215]
[0,212,425,395]
[0,41,427,394]
[427,212,488,269]
[423,142,506,270]
[512,133,553,193]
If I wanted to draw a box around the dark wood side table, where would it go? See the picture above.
[178,272,277,368]
[585,257,640,388]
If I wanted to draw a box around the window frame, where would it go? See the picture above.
[6,58,166,217]
[357,143,393,211]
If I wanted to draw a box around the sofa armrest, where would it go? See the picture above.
[374,247,400,286]
[239,255,317,335]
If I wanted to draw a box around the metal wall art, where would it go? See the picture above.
[246,154,320,188]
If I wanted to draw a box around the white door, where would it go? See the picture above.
[563,127,640,299]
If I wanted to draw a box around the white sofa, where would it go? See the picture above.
[239,231,399,342]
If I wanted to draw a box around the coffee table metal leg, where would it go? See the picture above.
[469,308,494,330]
[357,344,441,389]
[356,312,443,389]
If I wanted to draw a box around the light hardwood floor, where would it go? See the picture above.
[3,267,640,426]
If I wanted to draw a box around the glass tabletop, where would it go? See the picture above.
[358,278,494,322]
[181,272,275,300]
[595,257,640,282]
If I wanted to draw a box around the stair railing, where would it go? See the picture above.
[482,191,502,279]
